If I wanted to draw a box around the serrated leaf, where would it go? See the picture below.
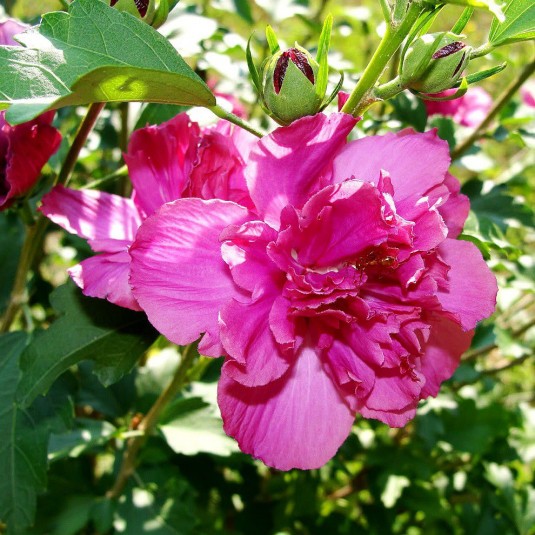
[17,282,158,407]
[0,332,45,534]
[489,0,535,44]
[0,0,215,124]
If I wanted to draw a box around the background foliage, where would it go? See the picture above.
[0,0,534,533]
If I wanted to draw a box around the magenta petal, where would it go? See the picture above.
[437,239,497,330]
[125,113,200,217]
[332,129,451,214]
[219,344,354,470]
[189,123,256,209]
[436,173,470,238]
[358,369,422,427]
[220,296,290,386]
[246,113,357,228]
[129,198,250,355]
[1,111,61,209]
[40,185,142,246]
[69,252,141,311]
[420,315,473,398]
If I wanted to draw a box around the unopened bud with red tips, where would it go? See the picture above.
[246,17,341,125]
[109,0,169,27]
[400,32,472,94]
[262,45,323,125]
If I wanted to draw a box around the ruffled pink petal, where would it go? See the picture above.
[246,113,357,228]
[40,185,142,247]
[188,126,254,208]
[220,295,291,387]
[1,111,61,209]
[358,369,423,427]
[420,314,473,398]
[69,252,141,311]
[220,220,282,297]
[129,198,250,356]
[431,173,470,238]
[125,113,200,217]
[332,129,451,216]
[219,344,354,470]
[436,239,497,331]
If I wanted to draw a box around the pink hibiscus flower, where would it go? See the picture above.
[424,87,492,127]
[0,18,61,211]
[40,113,257,310]
[129,113,497,470]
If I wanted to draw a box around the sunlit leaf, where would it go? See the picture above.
[17,282,158,407]
[0,0,215,124]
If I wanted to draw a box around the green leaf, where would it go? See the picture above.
[48,418,116,462]
[159,385,239,457]
[0,332,45,534]
[489,0,535,44]
[0,0,215,124]
[17,282,158,407]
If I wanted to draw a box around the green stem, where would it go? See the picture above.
[106,345,196,500]
[374,75,405,101]
[468,41,495,60]
[340,1,423,117]
[56,102,106,188]
[209,105,263,138]
[0,103,106,332]
[451,57,535,160]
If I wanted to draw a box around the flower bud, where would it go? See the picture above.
[262,45,323,125]
[400,33,471,94]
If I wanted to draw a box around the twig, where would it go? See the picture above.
[106,345,196,500]
[451,57,535,160]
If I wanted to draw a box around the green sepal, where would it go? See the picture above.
[460,62,507,85]
[246,34,262,94]
[319,69,344,111]
[265,25,280,54]
[413,77,469,101]
[152,0,170,28]
[451,6,475,34]
[315,14,333,102]
[399,6,445,74]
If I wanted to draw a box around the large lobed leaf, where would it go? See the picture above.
[0,0,215,124]
[489,0,535,44]
[17,281,158,407]
[0,333,46,534]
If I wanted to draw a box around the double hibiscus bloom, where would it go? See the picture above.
[42,112,497,470]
